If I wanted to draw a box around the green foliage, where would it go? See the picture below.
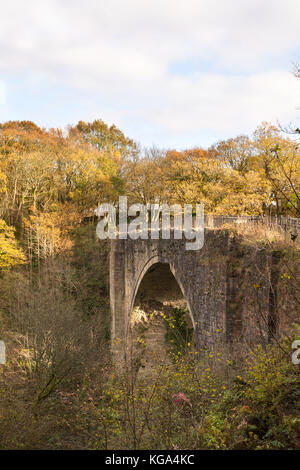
[71,223,109,324]
[200,340,300,450]
[164,306,194,356]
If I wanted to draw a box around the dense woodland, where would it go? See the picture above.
[0,115,299,449]
[1,117,300,271]
[2,115,300,259]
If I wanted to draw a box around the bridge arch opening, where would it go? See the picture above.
[128,261,195,369]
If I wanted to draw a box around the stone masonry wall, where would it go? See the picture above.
[109,228,296,357]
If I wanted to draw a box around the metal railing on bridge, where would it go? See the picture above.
[204,215,300,231]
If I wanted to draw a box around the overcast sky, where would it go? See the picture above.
[1,0,300,149]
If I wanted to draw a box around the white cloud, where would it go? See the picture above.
[0,81,5,104]
[149,70,300,134]
[0,0,300,146]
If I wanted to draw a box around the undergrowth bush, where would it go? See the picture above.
[0,223,299,450]
[0,319,299,449]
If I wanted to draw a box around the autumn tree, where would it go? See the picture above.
[211,135,253,174]
[70,119,138,163]
[0,218,26,270]
[0,120,128,261]
[252,123,300,216]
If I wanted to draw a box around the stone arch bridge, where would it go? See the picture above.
[109,216,299,356]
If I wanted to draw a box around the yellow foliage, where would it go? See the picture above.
[0,219,26,269]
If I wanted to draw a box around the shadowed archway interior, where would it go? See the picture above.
[128,262,195,369]
[134,262,185,306]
